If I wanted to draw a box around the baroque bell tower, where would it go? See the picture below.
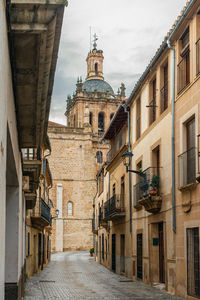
[86,34,104,81]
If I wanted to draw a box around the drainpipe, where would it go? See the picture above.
[123,104,132,233]
[167,39,176,233]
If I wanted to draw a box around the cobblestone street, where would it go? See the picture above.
[24,252,185,300]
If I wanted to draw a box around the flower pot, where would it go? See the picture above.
[149,189,157,196]
[90,252,93,257]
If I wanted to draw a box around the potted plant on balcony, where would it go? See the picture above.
[89,248,94,257]
[149,174,159,196]
[196,175,200,183]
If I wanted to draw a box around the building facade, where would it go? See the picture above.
[48,42,124,252]
[0,1,64,299]
[93,1,200,299]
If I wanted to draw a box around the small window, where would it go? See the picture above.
[96,151,103,163]
[98,112,104,132]
[89,112,93,126]
[68,201,73,216]
[95,63,98,73]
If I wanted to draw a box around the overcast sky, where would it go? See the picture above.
[50,0,187,125]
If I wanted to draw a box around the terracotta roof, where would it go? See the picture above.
[48,121,66,127]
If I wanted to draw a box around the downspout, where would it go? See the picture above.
[167,39,176,233]
[123,104,132,233]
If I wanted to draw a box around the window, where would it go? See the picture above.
[98,169,104,195]
[102,234,104,260]
[178,28,190,93]
[110,113,114,120]
[98,112,104,132]
[89,112,93,126]
[133,161,142,207]
[187,228,200,297]
[179,117,196,188]
[160,63,168,113]
[136,98,141,139]
[149,78,157,125]
[196,12,200,75]
[96,151,103,163]
[95,63,98,73]
[121,176,125,208]
[68,201,73,216]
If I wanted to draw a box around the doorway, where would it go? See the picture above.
[112,234,116,272]
[137,233,143,280]
[120,234,125,273]
[159,223,165,283]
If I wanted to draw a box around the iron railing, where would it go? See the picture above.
[22,148,41,160]
[177,50,190,93]
[160,82,168,113]
[196,38,200,75]
[178,147,196,188]
[41,198,51,223]
[149,99,156,125]
[133,167,160,207]
[104,194,124,218]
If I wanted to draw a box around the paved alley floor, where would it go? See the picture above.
[24,251,185,300]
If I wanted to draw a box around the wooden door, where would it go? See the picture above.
[120,234,125,273]
[137,233,143,280]
[159,223,165,283]
[112,234,116,272]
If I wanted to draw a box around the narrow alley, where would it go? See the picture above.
[24,252,185,300]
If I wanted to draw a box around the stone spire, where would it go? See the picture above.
[120,83,126,99]
[83,102,92,132]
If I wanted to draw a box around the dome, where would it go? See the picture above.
[82,79,114,95]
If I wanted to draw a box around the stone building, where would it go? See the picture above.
[48,41,124,252]
[93,1,200,299]
[0,1,64,299]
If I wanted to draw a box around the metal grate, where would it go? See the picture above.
[177,50,190,93]
[160,82,168,113]
[187,228,200,297]
[178,147,196,188]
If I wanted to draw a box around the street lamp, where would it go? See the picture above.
[51,208,59,220]
[122,151,144,177]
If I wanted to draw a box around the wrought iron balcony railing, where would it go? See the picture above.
[104,194,125,220]
[41,198,51,223]
[177,50,190,93]
[22,148,41,160]
[160,82,168,113]
[178,147,196,188]
[133,167,161,207]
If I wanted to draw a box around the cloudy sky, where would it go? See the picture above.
[50,0,187,124]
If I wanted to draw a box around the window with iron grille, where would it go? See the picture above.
[178,28,190,93]
[160,63,168,113]
[187,228,200,297]
[149,78,156,125]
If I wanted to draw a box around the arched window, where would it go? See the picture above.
[95,63,98,73]
[67,201,73,216]
[110,113,114,120]
[96,151,103,163]
[98,112,104,132]
[89,112,93,126]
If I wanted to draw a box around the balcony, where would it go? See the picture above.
[104,195,125,221]
[22,148,41,209]
[98,211,107,228]
[31,198,51,230]
[134,167,162,214]
[178,147,196,190]
[160,82,168,113]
